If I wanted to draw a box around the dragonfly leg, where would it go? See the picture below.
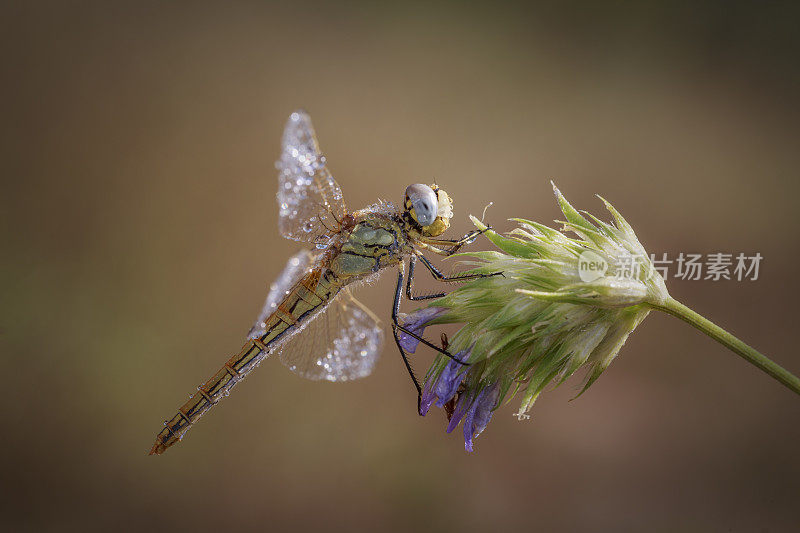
[392,269,423,412]
[391,267,472,413]
[406,253,503,301]
[405,255,447,301]
[418,226,493,256]
[416,253,504,283]
[395,271,471,361]
[394,322,470,362]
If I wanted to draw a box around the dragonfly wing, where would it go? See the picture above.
[277,111,348,246]
[248,249,317,339]
[278,287,384,382]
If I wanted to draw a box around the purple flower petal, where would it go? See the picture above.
[397,307,445,353]
[472,385,500,437]
[463,383,500,452]
[462,391,483,452]
[446,391,473,434]
[433,355,467,407]
[419,379,436,416]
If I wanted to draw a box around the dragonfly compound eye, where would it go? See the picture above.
[405,183,439,226]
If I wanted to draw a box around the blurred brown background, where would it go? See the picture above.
[2,1,799,531]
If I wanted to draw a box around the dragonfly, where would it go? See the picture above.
[149,110,496,455]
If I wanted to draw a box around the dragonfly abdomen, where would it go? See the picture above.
[148,336,270,455]
[149,268,340,455]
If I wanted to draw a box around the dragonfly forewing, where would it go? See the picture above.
[277,111,347,246]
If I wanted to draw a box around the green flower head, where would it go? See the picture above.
[411,183,670,449]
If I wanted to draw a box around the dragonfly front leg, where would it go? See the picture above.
[418,226,492,257]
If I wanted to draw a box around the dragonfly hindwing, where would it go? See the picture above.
[250,250,384,382]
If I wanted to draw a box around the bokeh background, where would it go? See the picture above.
[2,1,799,531]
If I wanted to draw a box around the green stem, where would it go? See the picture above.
[649,297,800,396]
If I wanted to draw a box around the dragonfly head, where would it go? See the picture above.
[404,183,453,237]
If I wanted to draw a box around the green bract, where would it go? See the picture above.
[424,183,669,420]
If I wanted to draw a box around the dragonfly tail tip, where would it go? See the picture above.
[148,441,166,456]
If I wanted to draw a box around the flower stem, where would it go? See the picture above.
[649,297,800,396]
